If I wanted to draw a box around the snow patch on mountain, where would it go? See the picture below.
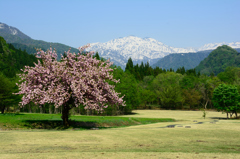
[10,28,18,35]
[0,24,4,29]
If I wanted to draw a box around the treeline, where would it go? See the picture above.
[125,57,200,80]
[120,57,240,111]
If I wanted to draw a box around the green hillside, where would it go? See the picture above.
[0,36,38,78]
[195,45,240,75]
[10,43,39,55]
[3,34,79,60]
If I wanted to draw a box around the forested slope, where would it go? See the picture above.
[195,45,240,75]
[0,36,37,78]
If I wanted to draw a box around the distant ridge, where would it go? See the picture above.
[0,22,79,59]
[151,50,212,70]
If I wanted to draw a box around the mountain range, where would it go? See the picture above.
[86,36,240,68]
[1,22,240,69]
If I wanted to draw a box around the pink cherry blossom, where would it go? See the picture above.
[16,45,125,126]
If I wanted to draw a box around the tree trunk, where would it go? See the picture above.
[61,104,70,127]
[1,105,6,114]
[54,107,58,114]
[49,105,52,114]
[28,104,32,113]
[79,106,81,115]
[42,105,45,113]
[227,112,229,119]
[6,105,9,112]
[204,100,208,109]
[40,106,43,113]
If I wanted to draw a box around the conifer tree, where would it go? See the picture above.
[125,57,134,73]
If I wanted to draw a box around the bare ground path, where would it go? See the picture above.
[0,110,240,159]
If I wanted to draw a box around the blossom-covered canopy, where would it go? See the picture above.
[16,45,125,112]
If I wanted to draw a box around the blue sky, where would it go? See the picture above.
[1,0,240,49]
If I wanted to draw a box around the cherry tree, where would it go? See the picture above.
[16,45,125,126]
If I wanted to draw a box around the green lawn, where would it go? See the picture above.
[0,110,239,159]
[0,113,174,130]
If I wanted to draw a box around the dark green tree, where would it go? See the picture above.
[153,66,163,77]
[217,67,240,84]
[0,73,19,113]
[94,52,100,60]
[212,84,240,118]
[152,72,183,109]
[186,68,197,76]
[125,57,134,73]
[113,67,140,113]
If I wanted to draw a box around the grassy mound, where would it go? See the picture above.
[0,113,175,130]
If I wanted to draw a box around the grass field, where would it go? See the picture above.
[0,110,240,159]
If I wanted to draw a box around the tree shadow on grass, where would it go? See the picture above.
[23,120,109,130]
[209,117,227,120]
[122,112,138,115]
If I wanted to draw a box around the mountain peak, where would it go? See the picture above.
[0,22,31,40]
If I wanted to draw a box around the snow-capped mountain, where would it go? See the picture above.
[86,36,240,69]
[86,36,197,68]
